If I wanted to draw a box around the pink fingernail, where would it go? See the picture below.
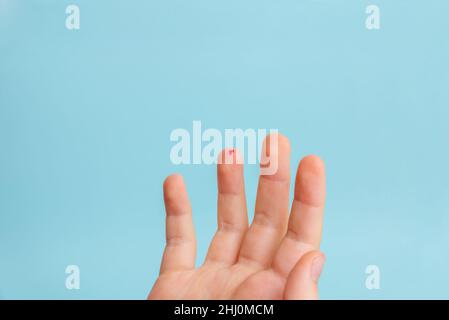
[311,254,325,282]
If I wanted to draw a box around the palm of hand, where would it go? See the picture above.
[149,134,326,300]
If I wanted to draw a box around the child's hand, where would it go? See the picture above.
[149,134,326,299]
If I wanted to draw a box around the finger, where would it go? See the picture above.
[284,251,325,300]
[272,155,326,277]
[159,174,196,274]
[238,133,291,269]
[205,149,248,265]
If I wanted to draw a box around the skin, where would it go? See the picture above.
[148,133,326,300]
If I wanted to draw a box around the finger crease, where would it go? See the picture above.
[218,220,246,234]
[166,236,194,247]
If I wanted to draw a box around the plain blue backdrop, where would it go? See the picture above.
[1,0,449,299]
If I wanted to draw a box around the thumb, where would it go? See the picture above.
[283,251,326,300]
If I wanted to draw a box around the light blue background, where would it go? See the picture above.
[1,0,448,299]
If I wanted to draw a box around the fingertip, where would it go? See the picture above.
[284,250,324,300]
[295,155,326,206]
[299,155,325,175]
[217,148,243,166]
[260,132,291,180]
[163,173,184,191]
[263,133,291,157]
[163,174,190,216]
[311,252,326,283]
[217,148,245,195]
[290,250,325,278]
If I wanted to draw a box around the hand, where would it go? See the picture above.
[149,134,326,300]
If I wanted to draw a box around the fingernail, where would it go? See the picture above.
[311,254,326,282]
